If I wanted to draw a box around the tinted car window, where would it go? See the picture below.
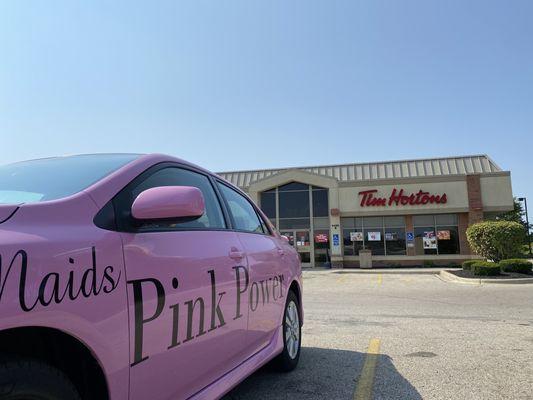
[123,167,225,231]
[217,183,264,234]
[0,154,140,204]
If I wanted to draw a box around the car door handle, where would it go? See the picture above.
[229,248,245,261]
[277,248,285,257]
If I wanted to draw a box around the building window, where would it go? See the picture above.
[279,190,310,218]
[259,189,276,220]
[384,216,407,256]
[279,218,311,229]
[342,216,406,256]
[312,187,329,217]
[342,217,364,256]
[278,182,309,191]
[259,182,329,232]
[259,182,330,266]
[413,214,460,255]
[363,217,385,256]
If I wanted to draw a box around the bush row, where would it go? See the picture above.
[498,259,533,274]
[462,259,533,276]
[471,262,501,276]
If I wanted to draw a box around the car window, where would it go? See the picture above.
[217,182,264,234]
[124,167,225,231]
[0,154,140,204]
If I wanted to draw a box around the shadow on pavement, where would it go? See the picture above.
[223,346,422,400]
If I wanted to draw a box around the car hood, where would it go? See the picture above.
[0,191,99,231]
[0,204,19,224]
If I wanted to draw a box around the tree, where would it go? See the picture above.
[487,198,531,244]
[466,221,526,262]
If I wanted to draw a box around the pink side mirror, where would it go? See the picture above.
[281,235,290,243]
[131,186,205,221]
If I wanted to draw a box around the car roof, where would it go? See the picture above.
[82,153,223,207]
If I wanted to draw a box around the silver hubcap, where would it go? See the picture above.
[285,301,300,359]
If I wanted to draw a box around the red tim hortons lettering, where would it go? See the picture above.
[359,188,448,207]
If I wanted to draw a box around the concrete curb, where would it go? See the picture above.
[302,267,332,272]
[439,270,533,285]
[329,268,460,275]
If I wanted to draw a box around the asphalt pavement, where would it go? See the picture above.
[224,269,533,400]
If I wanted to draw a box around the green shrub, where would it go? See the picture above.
[471,261,501,276]
[466,221,526,262]
[386,263,403,268]
[423,260,435,268]
[498,259,533,274]
[462,260,479,271]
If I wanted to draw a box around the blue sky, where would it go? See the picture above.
[0,1,531,206]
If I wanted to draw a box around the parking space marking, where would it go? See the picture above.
[336,275,349,284]
[377,274,382,285]
[354,338,381,400]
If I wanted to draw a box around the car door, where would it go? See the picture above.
[216,181,286,353]
[114,165,250,400]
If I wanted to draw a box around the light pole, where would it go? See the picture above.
[518,197,532,257]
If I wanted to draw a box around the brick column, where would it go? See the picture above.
[463,175,484,256]
[466,174,484,225]
[405,215,415,256]
[458,212,471,255]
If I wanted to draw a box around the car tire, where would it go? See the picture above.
[274,290,301,372]
[0,357,81,400]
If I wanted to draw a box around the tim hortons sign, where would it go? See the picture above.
[358,188,448,207]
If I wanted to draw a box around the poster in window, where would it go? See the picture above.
[367,231,381,241]
[385,232,398,241]
[423,231,437,249]
[437,230,451,240]
[315,233,329,243]
[350,231,364,242]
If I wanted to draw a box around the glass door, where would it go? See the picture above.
[280,230,295,247]
[313,229,330,267]
[280,230,312,267]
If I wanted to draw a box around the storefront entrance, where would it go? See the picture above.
[280,230,312,267]
[260,181,331,268]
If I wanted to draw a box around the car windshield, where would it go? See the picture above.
[0,154,141,204]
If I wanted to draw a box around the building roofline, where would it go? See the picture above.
[217,154,503,174]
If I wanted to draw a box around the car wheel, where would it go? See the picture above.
[275,290,301,372]
[0,357,80,400]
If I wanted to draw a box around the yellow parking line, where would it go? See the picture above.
[337,276,347,284]
[377,274,382,285]
[354,338,381,400]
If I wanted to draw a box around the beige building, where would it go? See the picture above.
[218,155,514,268]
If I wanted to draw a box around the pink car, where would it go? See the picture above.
[0,154,303,400]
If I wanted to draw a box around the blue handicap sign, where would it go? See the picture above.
[406,232,414,242]
[332,234,340,246]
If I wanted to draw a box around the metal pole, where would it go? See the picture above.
[520,197,532,257]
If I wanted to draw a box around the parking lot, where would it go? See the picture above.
[225,269,533,400]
